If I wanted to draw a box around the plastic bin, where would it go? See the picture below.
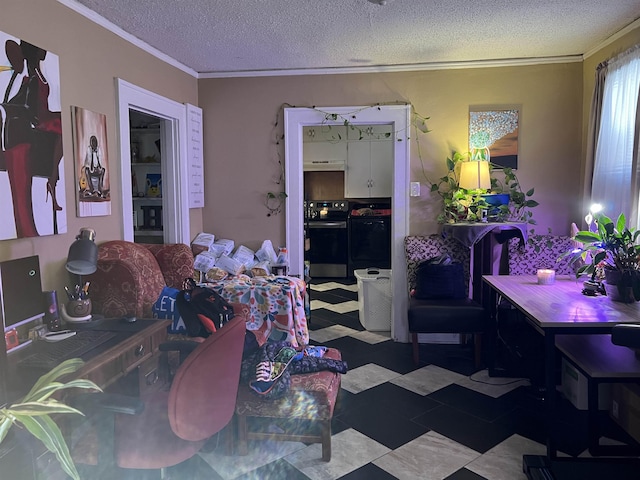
[354,268,392,331]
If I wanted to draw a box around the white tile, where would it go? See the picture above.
[350,330,390,344]
[374,430,480,480]
[309,325,358,343]
[310,282,357,292]
[285,428,390,480]
[465,434,546,480]
[455,369,530,398]
[390,364,467,396]
[325,300,359,313]
[341,363,401,393]
[310,299,331,310]
[199,438,306,479]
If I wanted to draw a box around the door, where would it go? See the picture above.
[116,79,189,244]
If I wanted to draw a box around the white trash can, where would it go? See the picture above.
[354,268,392,331]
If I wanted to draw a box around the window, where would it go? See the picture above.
[591,46,640,227]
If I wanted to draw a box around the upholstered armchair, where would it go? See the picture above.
[87,240,194,319]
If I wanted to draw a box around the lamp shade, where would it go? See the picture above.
[66,228,98,275]
[459,161,491,190]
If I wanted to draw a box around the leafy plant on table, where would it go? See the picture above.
[0,358,101,480]
[563,212,640,301]
[428,151,538,226]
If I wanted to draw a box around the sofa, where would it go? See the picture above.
[87,240,195,319]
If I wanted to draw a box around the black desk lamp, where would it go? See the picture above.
[66,228,98,276]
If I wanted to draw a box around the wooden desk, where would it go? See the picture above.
[70,318,170,392]
[3,318,170,479]
[482,275,640,478]
[7,319,170,400]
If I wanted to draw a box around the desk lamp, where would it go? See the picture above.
[459,160,491,190]
[66,228,98,276]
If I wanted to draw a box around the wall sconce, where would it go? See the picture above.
[459,161,491,190]
[66,228,98,275]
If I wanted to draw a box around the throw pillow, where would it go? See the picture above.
[152,286,186,334]
[414,260,466,300]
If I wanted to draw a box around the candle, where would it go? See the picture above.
[537,269,556,285]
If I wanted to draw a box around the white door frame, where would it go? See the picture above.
[116,79,190,243]
[284,105,411,342]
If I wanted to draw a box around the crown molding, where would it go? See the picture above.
[57,0,198,78]
[198,55,583,79]
[583,17,640,60]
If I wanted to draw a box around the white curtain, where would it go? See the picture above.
[591,45,640,223]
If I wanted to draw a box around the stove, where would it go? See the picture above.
[304,200,349,278]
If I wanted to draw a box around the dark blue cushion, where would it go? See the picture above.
[152,286,186,334]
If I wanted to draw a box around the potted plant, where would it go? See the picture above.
[565,212,640,302]
[0,358,101,480]
[428,151,538,225]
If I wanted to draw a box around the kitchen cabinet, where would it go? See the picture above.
[303,125,347,171]
[131,126,163,242]
[345,125,394,198]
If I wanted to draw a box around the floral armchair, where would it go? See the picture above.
[87,240,194,318]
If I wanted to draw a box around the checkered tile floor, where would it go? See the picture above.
[164,279,639,480]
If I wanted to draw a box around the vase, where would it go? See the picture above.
[604,269,636,303]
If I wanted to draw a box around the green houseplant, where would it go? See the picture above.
[565,212,640,302]
[0,358,101,480]
[428,151,538,225]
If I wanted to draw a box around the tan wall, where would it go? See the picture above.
[0,0,199,294]
[199,62,583,249]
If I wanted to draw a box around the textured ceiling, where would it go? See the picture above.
[67,0,640,76]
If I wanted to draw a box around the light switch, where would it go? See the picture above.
[410,182,421,197]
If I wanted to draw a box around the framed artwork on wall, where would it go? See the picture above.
[0,32,66,239]
[469,106,520,169]
[71,106,111,217]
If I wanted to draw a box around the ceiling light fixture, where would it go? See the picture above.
[368,0,391,5]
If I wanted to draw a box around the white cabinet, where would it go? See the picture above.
[345,125,394,198]
[131,127,163,241]
[303,126,347,171]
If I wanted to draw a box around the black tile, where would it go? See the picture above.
[311,289,358,303]
[414,343,480,376]
[311,290,356,303]
[368,340,422,374]
[338,382,440,422]
[340,403,429,449]
[428,383,521,422]
[413,404,515,453]
[446,467,489,479]
[338,462,398,479]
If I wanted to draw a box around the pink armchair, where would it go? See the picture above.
[87,240,194,318]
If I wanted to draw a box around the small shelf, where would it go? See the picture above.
[133,197,162,202]
[134,230,163,237]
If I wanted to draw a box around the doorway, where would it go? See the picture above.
[116,79,190,244]
[284,105,411,342]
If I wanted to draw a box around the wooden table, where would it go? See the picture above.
[482,275,640,478]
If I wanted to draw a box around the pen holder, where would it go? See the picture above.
[66,298,92,317]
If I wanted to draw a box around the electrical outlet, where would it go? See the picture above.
[410,182,421,197]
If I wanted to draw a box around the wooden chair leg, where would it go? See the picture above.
[236,414,249,456]
[412,332,420,365]
[474,333,483,368]
[321,419,331,461]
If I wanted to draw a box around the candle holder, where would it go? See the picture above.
[537,269,556,285]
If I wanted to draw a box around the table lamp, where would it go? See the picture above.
[66,228,98,275]
[459,161,491,190]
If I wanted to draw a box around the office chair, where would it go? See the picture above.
[70,315,246,478]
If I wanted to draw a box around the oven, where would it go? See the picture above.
[348,202,391,276]
[304,200,349,278]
